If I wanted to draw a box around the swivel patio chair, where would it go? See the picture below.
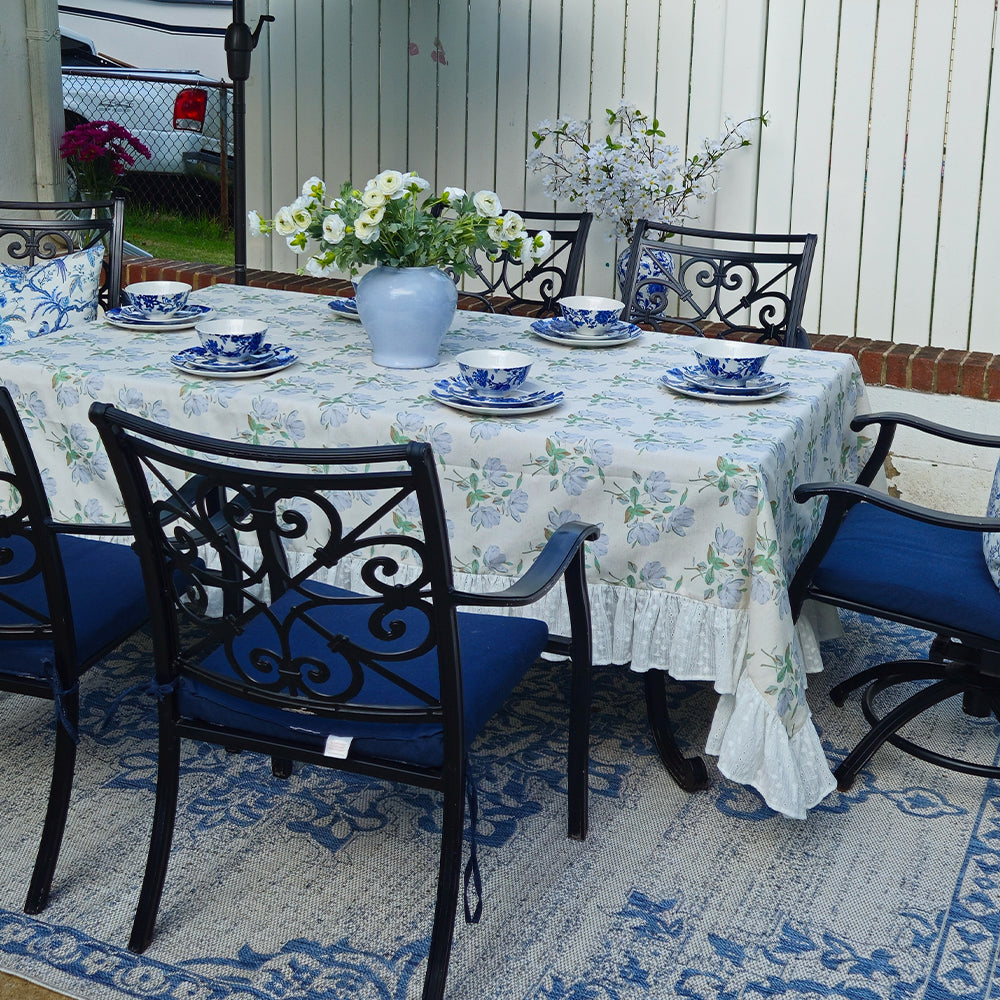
[0,196,126,311]
[0,386,148,913]
[452,209,592,317]
[789,411,1000,790]
[620,220,817,348]
[89,402,600,1000]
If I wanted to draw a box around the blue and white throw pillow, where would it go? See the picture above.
[0,244,104,344]
[985,459,1000,590]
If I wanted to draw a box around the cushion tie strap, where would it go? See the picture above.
[100,676,179,732]
[463,772,483,924]
[42,658,79,745]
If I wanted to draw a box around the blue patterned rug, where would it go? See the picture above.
[0,611,997,1000]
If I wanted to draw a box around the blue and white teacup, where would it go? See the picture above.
[124,281,191,318]
[195,318,267,361]
[692,340,771,384]
[558,295,625,334]
[456,349,533,393]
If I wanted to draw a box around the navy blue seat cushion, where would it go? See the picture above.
[813,504,1000,642]
[180,581,549,768]
[0,533,148,680]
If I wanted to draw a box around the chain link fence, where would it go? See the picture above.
[61,68,234,227]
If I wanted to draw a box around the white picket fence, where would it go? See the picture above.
[245,0,1000,352]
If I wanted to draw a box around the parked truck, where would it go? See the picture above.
[60,27,232,182]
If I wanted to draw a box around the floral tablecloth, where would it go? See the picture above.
[0,284,872,818]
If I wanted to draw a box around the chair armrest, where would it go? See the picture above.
[850,411,1000,488]
[451,520,601,608]
[49,520,133,537]
[794,480,1000,532]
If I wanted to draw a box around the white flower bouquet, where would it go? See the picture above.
[251,170,551,278]
[527,103,766,241]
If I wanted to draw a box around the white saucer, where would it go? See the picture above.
[106,304,214,332]
[659,369,788,402]
[679,365,782,394]
[530,317,642,347]
[433,376,552,405]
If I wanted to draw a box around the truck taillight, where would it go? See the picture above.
[173,88,207,131]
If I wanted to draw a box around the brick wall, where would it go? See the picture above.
[124,258,1000,400]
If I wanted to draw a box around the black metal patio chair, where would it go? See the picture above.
[0,386,147,913]
[620,220,817,348]
[89,402,600,1000]
[450,209,592,317]
[0,196,126,311]
[789,411,1000,790]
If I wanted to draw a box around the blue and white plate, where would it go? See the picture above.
[433,376,553,406]
[106,303,214,332]
[329,297,361,321]
[170,344,299,379]
[659,368,788,402]
[431,383,564,415]
[676,365,786,395]
[530,317,642,347]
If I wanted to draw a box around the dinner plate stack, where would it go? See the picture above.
[659,365,790,402]
[328,297,361,321]
[105,304,214,332]
[529,317,642,347]
[430,376,564,415]
[169,344,299,378]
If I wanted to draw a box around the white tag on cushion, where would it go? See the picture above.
[984,458,1000,590]
[0,244,104,344]
[323,734,353,758]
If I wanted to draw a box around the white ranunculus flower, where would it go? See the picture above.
[247,210,263,236]
[532,230,552,260]
[305,254,336,277]
[442,186,466,202]
[273,206,296,236]
[404,172,430,191]
[473,190,502,217]
[487,222,504,242]
[291,206,312,231]
[501,211,525,239]
[362,188,386,208]
[362,205,385,225]
[374,170,405,197]
[330,197,345,210]
[322,213,346,244]
[286,234,306,254]
[354,219,381,244]
[301,176,325,201]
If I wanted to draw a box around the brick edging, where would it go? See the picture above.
[123,257,1000,401]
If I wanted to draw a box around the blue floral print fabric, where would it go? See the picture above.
[0,244,104,344]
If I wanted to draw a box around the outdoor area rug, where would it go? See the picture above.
[0,610,996,1000]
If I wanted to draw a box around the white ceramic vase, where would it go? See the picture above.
[355,265,458,369]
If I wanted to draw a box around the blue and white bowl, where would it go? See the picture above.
[558,295,626,334]
[123,281,191,318]
[195,318,268,361]
[692,340,771,384]
[455,349,534,393]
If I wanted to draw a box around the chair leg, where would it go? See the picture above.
[271,756,293,779]
[129,727,181,954]
[643,672,709,792]
[421,778,465,1000]
[563,548,594,841]
[835,677,964,791]
[24,695,79,915]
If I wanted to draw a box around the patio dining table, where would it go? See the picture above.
[0,282,872,819]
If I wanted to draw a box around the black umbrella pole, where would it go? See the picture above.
[233,78,248,286]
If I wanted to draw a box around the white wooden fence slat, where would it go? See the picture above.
[894,1,954,344]
[435,0,472,192]
[376,0,409,174]
[930,0,994,351]
[969,9,1000,354]
[819,3,877,339]
[465,1,500,191]
[855,0,915,344]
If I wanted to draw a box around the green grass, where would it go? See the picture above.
[124,204,235,266]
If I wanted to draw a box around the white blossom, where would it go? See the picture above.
[375,169,405,197]
[473,190,502,217]
[273,206,296,236]
[322,214,346,244]
[247,210,263,236]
